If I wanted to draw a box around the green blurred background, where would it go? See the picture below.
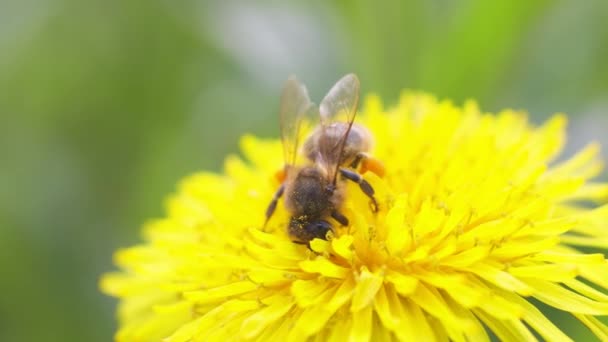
[1,0,607,341]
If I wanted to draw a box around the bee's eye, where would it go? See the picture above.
[308,220,332,239]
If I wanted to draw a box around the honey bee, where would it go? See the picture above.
[265,74,384,245]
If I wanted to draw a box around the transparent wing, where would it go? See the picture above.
[279,76,314,166]
[319,73,360,126]
[317,74,361,183]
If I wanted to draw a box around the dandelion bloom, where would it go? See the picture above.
[101,92,608,341]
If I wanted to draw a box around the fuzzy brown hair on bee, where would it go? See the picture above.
[264,74,384,245]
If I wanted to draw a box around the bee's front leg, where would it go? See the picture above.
[331,210,349,226]
[265,184,285,226]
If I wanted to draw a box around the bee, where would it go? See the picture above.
[265,74,384,245]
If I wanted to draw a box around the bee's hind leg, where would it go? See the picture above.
[339,168,378,212]
[349,153,366,169]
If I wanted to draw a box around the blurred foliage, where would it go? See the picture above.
[0,0,606,341]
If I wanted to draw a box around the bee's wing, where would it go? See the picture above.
[318,73,360,183]
[319,73,360,126]
[280,76,315,166]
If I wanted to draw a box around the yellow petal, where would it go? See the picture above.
[332,234,354,261]
[351,267,384,312]
[291,279,332,308]
[326,275,356,312]
[372,285,403,331]
[289,289,339,340]
[385,195,410,255]
[498,290,572,342]
[474,310,536,342]
[409,282,471,333]
[466,263,532,295]
[349,305,373,342]
[508,264,578,282]
[241,297,294,339]
[384,270,418,296]
[299,257,349,279]
[184,282,257,304]
[528,279,608,315]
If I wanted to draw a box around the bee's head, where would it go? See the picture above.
[306,220,332,240]
[289,217,332,243]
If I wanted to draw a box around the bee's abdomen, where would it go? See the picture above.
[286,168,332,217]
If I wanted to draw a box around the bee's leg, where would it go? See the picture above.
[350,153,385,178]
[331,210,349,226]
[265,184,285,226]
[349,153,366,169]
[339,168,378,212]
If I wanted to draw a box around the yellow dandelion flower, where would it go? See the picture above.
[101,87,608,341]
